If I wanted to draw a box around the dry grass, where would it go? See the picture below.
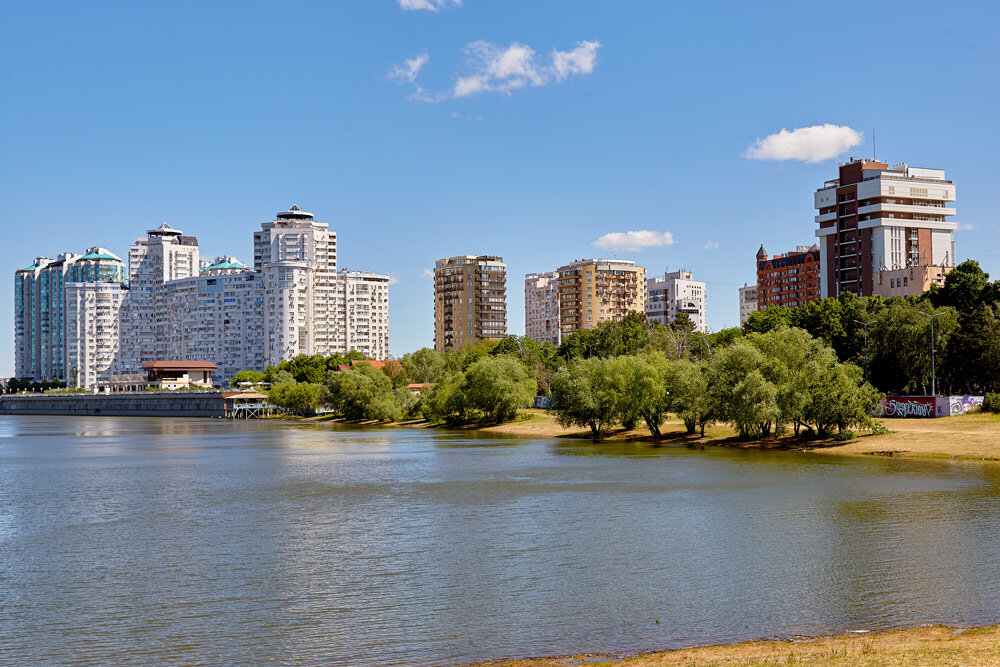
[475,410,1000,464]
[470,625,1000,667]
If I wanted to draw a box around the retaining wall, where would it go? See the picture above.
[0,392,225,417]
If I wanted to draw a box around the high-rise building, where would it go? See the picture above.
[119,223,200,373]
[434,255,507,352]
[645,269,706,332]
[814,158,957,297]
[14,207,389,386]
[14,247,126,381]
[524,272,560,345]
[755,244,821,310]
[255,206,338,361]
[333,271,391,361]
[162,257,267,384]
[556,259,645,337]
[739,283,758,325]
[64,282,126,388]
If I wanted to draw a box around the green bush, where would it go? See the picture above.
[983,392,1000,413]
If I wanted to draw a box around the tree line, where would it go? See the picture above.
[743,260,1000,395]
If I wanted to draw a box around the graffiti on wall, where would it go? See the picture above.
[949,395,984,416]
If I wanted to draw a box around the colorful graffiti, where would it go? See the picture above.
[881,396,939,418]
[949,395,984,416]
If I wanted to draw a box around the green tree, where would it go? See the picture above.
[400,348,445,384]
[269,382,326,414]
[232,370,264,387]
[462,356,537,422]
[611,354,671,437]
[666,359,714,435]
[742,305,793,334]
[327,363,399,421]
[548,357,620,440]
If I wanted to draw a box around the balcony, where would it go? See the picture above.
[858,203,956,217]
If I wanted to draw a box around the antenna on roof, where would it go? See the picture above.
[872,128,876,160]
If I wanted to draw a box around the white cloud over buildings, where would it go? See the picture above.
[745,124,863,163]
[593,230,675,252]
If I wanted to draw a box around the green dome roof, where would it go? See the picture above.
[79,250,123,262]
[201,258,248,272]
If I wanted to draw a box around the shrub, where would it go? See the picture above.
[983,392,1000,413]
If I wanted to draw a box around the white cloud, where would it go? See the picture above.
[745,124,863,163]
[388,274,401,285]
[552,40,601,81]
[453,40,601,98]
[704,240,719,250]
[389,53,429,83]
[399,0,461,11]
[421,268,434,279]
[593,230,675,252]
[391,39,601,102]
[957,222,975,231]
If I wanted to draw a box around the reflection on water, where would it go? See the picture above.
[1,416,999,666]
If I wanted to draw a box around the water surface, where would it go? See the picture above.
[2,416,999,665]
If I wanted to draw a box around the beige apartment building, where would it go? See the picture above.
[873,263,951,299]
[555,259,645,338]
[434,255,507,352]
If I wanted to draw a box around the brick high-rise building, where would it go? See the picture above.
[814,158,957,297]
[755,244,821,309]
[555,259,645,337]
[433,255,507,352]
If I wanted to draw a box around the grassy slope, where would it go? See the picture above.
[470,625,1000,667]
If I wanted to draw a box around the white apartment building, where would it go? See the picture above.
[14,207,390,386]
[64,282,126,388]
[739,283,758,325]
[814,159,958,297]
[524,272,560,345]
[255,206,339,360]
[334,271,390,360]
[162,258,267,384]
[119,223,200,373]
[15,248,126,381]
[645,269,707,332]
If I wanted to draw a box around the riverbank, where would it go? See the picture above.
[471,624,1000,666]
[304,409,1000,463]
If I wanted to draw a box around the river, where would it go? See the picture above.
[1,416,999,665]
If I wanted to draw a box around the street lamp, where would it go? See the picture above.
[917,311,943,396]
[852,319,873,382]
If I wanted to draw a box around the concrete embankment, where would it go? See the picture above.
[0,392,224,417]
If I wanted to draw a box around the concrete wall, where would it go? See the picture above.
[0,391,224,417]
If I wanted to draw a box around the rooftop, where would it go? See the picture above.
[141,360,218,371]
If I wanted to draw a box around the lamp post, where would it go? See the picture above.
[853,319,873,382]
[917,311,943,396]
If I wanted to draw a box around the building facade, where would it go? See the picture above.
[739,283,758,324]
[814,158,957,297]
[524,272,560,345]
[755,244,821,310]
[556,259,645,337]
[64,282,126,388]
[333,271,391,361]
[872,263,951,299]
[645,269,706,332]
[433,255,507,352]
[14,248,126,381]
[13,207,390,387]
[255,206,339,361]
[161,258,267,384]
[119,223,200,373]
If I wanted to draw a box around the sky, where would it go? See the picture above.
[2,0,999,375]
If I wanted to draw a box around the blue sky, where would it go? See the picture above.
[2,1,999,375]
